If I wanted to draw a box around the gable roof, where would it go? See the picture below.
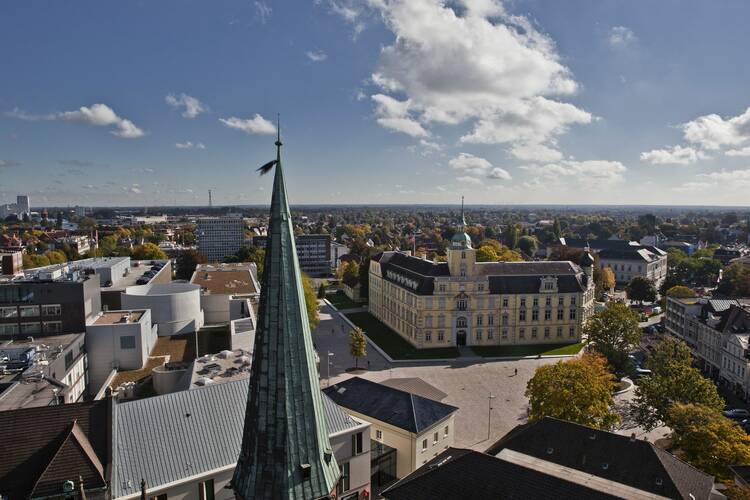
[382,447,622,500]
[323,377,457,434]
[487,417,714,500]
[112,378,360,498]
[0,399,111,499]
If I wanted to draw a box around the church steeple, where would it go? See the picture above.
[451,195,472,250]
[232,126,340,500]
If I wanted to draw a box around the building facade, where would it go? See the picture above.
[368,211,595,349]
[666,296,750,399]
[0,270,101,339]
[254,233,332,277]
[197,216,245,262]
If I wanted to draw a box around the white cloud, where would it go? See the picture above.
[82,184,95,190]
[449,152,512,181]
[640,145,706,165]
[219,114,276,135]
[0,159,21,168]
[371,94,428,137]
[456,176,482,184]
[509,142,563,162]
[306,50,328,62]
[681,107,750,150]
[123,184,142,194]
[254,1,272,24]
[57,103,144,138]
[697,168,750,184]
[488,167,512,180]
[608,26,636,48]
[725,146,750,157]
[165,93,207,119]
[175,141,206,150]
[363,0,590,154]
[324,0,365,36]
[674,168,750,192]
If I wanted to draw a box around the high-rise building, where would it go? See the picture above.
[15,195,30,215]
[253,234,331,276]
[232,133,340,499]
[197,215,245,262]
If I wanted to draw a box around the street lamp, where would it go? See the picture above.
[487,393,496,441]
[327,352,335,387]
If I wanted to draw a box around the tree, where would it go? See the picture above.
[625,276,657,304]
[553,218,562,239]
[131,242,167,260]
[349,327,367,369]
[496,246,524,262]
[668,403,750,482]
[583,302,642,373]
[632,337,724,430]
[226,246,266,280]
[518,235,538,257]
[22,253,50,269]
[175,250,207,280]
[666,285,697,298]
[525,352,620,430]
[600,267,615,292]
[55,211,63,229]
[717,263,750,297]
[302,273,320,333]
[475,245,499,262]
[342,261,360,287]
[44,250,67,265]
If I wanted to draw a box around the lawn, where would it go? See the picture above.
[471,342,585,358]
[327,290,362,310]
[345,312,459,360]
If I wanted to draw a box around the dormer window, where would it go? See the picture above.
[461,251,466,259]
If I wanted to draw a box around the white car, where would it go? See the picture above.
[723,409,750,419]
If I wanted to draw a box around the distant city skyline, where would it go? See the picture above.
[2,0,750,206]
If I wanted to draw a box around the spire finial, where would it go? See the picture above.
[460,196,466,227]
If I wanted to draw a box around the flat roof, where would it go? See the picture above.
[107,260,170,291]
[0,332,83,352]
[92,310,146,325]
[191,264,257,295]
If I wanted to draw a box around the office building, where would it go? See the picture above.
[197,216,245,262]
[254,233,332,277]
[368,207,595,349]
[0,266,101,339]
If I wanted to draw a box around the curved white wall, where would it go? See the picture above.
[122,283,204,336]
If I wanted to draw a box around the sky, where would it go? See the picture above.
[2,0,750,207]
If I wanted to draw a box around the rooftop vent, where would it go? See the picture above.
[300,463,311,480]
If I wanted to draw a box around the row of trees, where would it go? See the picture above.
[526,304,750,481]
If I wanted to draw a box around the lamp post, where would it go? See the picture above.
[327,352,335,387]
[487,393,496,441]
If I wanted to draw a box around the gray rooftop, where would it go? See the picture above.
[111,378,359,498]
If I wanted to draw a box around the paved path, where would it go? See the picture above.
[313,301,667,450]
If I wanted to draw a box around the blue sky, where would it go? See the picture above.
[2,0,750,207]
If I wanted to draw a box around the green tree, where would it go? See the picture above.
[55,211,63,229]
[175,250,207,280]
[342,261,360,287]
[44,250,67,265]
[518,235,538,257]
[349,327,367,369]
[302,273,320,332]
[717,263,750,297]
[668,403,750,482]
[625,276,657,304]
[666,285,697,298]
[227,246,266,280]
[583,302,642,373]
[525,352,620,430]
[475,245,499,262]
[22,253,50,269]
[479,239,503,252]
[131,242,167,260]
[632,337,724,430]
[553,218,562,239]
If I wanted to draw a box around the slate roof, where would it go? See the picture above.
[598,247,662,263]
[112,378,360,498]
[486,417,715,500]
[380,377,448,401]
[382,448,621,500]
[374,251,587,295]
[323,376,458,434]
[0,399,111,499]
[558,238,635,251]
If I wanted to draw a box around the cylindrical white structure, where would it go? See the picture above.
[122,282,204,336]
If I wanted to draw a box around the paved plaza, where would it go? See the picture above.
[313,301,668,450]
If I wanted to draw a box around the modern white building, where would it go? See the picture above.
[110,378,372,500]
[332,241,350,268]
[190,262,260,324]
[85,309,158,396]
[121,282,204,336]
[196,216,245,262]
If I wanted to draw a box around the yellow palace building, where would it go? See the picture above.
[368,208,596,349]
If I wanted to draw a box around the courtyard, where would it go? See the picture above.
[313,301,669,450]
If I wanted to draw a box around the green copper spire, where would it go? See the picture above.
[232,125,340,500]
[451,195,472,249]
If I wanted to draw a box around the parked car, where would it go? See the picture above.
[723,409,750,420]
[632,367,652,379]
[136,277,150,285]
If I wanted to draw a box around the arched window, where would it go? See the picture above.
[456,298,467,311]
[456,317,467,328]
